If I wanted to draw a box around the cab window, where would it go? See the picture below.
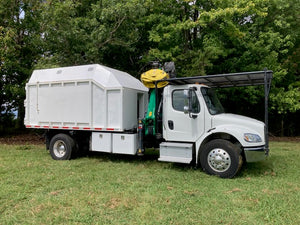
[172,89,200,113]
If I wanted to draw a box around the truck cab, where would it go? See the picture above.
[139,70,272,178]
[158,83,266,178]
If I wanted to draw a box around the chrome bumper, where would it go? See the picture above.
[244,146,268,162]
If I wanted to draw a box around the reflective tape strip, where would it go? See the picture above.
[25,125,118,131]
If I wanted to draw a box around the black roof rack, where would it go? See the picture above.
[157,70,273,88]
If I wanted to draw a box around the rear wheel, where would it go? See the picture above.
[49,133,76,160]
[200,139,243,178]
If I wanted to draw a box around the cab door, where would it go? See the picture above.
[163,85,205,142]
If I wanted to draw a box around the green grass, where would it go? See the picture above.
[0,142,299,225]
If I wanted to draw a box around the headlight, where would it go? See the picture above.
[244,133,262,142]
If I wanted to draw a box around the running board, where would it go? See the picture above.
[158,142,193,164]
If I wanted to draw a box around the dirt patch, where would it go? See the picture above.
[105,198,122,209]
[0,133,44,145]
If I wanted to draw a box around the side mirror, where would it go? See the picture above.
[188,88,193,112]
[183,88,198,119]
[182,89,193,114]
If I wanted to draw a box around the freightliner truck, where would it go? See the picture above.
[24,64,272,178]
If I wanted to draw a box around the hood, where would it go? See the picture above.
[212,113,265,141]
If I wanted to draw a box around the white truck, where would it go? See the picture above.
[24,64,272,178]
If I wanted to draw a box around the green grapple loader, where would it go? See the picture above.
[137,66,170,154]
[143,89,156,136]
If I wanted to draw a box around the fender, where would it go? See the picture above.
[195,124,265,165]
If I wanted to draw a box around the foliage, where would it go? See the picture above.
[145,0,299,118]
[0,0,42,129]
[36,0,152,75]
[0,0,299,135]
[0,142,300,224]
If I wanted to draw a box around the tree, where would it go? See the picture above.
[0,0,299,136]
[144,0,300,135]
[36,0,152,76]
[0,0,42,131]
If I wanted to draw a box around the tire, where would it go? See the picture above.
[200,139,243,178]
[49,133,76,160]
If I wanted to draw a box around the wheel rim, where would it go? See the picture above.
[53,140,67,158]
[207,148,231,172]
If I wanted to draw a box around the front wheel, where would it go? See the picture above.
[200,139,243,178]
[49,133,76,160]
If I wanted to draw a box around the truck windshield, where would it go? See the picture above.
[201,87,224,115]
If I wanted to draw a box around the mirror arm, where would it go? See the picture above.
[189,112,197,119]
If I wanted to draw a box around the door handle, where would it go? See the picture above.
[168,120,174,130]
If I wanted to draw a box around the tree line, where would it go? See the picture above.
[0,0,299,136]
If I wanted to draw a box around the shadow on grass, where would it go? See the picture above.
[78,149,275,176]
[85,148,160,163]
[238,159,274,177]
[82,149,196,171]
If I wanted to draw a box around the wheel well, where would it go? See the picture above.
[198,133,242,164]
[45,130,90,150]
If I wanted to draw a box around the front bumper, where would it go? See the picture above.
[244,146,268,162]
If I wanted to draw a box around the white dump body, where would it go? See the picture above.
[24,64,148,131]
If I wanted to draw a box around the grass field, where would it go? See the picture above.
[0,141,299,224]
